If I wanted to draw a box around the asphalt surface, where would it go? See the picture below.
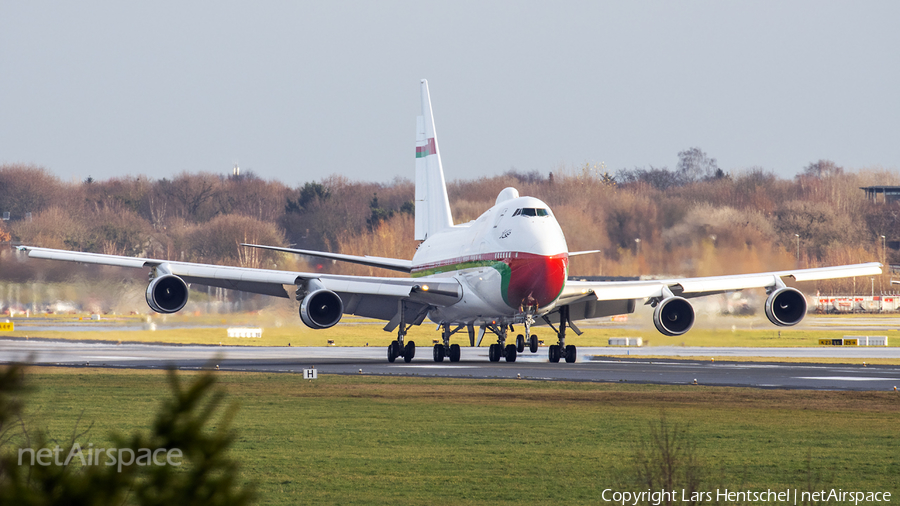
[2,339,900,391]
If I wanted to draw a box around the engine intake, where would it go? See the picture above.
[653,296,695,336]
[300,289,344,329]
[146,275,189,314]
[765,287,807,326]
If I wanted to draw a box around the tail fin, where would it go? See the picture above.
[415,79,454,241]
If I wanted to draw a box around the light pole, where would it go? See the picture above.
[794,234,800,264]
[881,235,886,299]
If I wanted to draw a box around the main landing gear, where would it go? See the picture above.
[387,302,416,363]
[387,338,415,363]
[433,323,462,363]
[544,305,577,363]
[481,324,519,363]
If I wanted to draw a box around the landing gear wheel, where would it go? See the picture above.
[433,344,445,362]
[449,344,461,362]
[516,334,525,353]
[505,344,517,362]
[388,341,400,362]
[529,334,538,353]
[548,344,560,363]
[403,341,416,363]
[565,345,577,363]
[488,343,501,362]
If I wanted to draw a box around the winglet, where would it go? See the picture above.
[414,79,454,240]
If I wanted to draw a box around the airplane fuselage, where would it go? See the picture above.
[411,193,569,325]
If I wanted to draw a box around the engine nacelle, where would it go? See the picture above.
[653,296,695,336]
[145,275,189,314]
[300,289,344,329]
[765,287,807,326]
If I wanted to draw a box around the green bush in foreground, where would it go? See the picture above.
[0,364,255,506]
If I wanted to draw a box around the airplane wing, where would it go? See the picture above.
[559,262,883,306]
[551,262,882,329]
[17,246,459,328]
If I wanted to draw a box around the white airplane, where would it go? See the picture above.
[18,80,882,364]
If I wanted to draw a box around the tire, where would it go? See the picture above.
[489,343,500,362]
[549,344,560,363]
[404,341,416,363]
[387,342,398,363]
[505,344,517,362]
[433,344,445,362]
[565,345,577,363]
[516,334,525,353]
[529,334,538,353]
[449,344,461,362]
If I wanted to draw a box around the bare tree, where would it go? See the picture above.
[677,147,720,182]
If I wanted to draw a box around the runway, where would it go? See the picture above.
[2,338,899,391]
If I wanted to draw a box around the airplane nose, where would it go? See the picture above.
[505,253,568,308]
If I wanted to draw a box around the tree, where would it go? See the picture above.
[366,193,394,231]
[156,172,222,222]
[617,166,684,191]
[284,182,331,215]
[773,200,853,260]
[676,147,720,182]
[0,165,67,221]
[800,159,843,179]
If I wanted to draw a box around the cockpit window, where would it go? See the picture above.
[512,208,550,217]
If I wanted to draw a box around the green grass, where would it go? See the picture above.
[13,368,900,505]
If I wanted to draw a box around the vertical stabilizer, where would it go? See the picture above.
[415,79,454,241]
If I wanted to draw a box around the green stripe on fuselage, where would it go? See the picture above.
[412,260,513,306]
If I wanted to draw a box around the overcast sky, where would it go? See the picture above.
[2,1,898,186]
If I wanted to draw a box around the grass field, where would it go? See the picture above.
[11,367,900,505]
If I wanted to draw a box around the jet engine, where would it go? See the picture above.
[765,287,807,326]
[653,296,695,336]
[146,275,189,314]
[300,289,344,329]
